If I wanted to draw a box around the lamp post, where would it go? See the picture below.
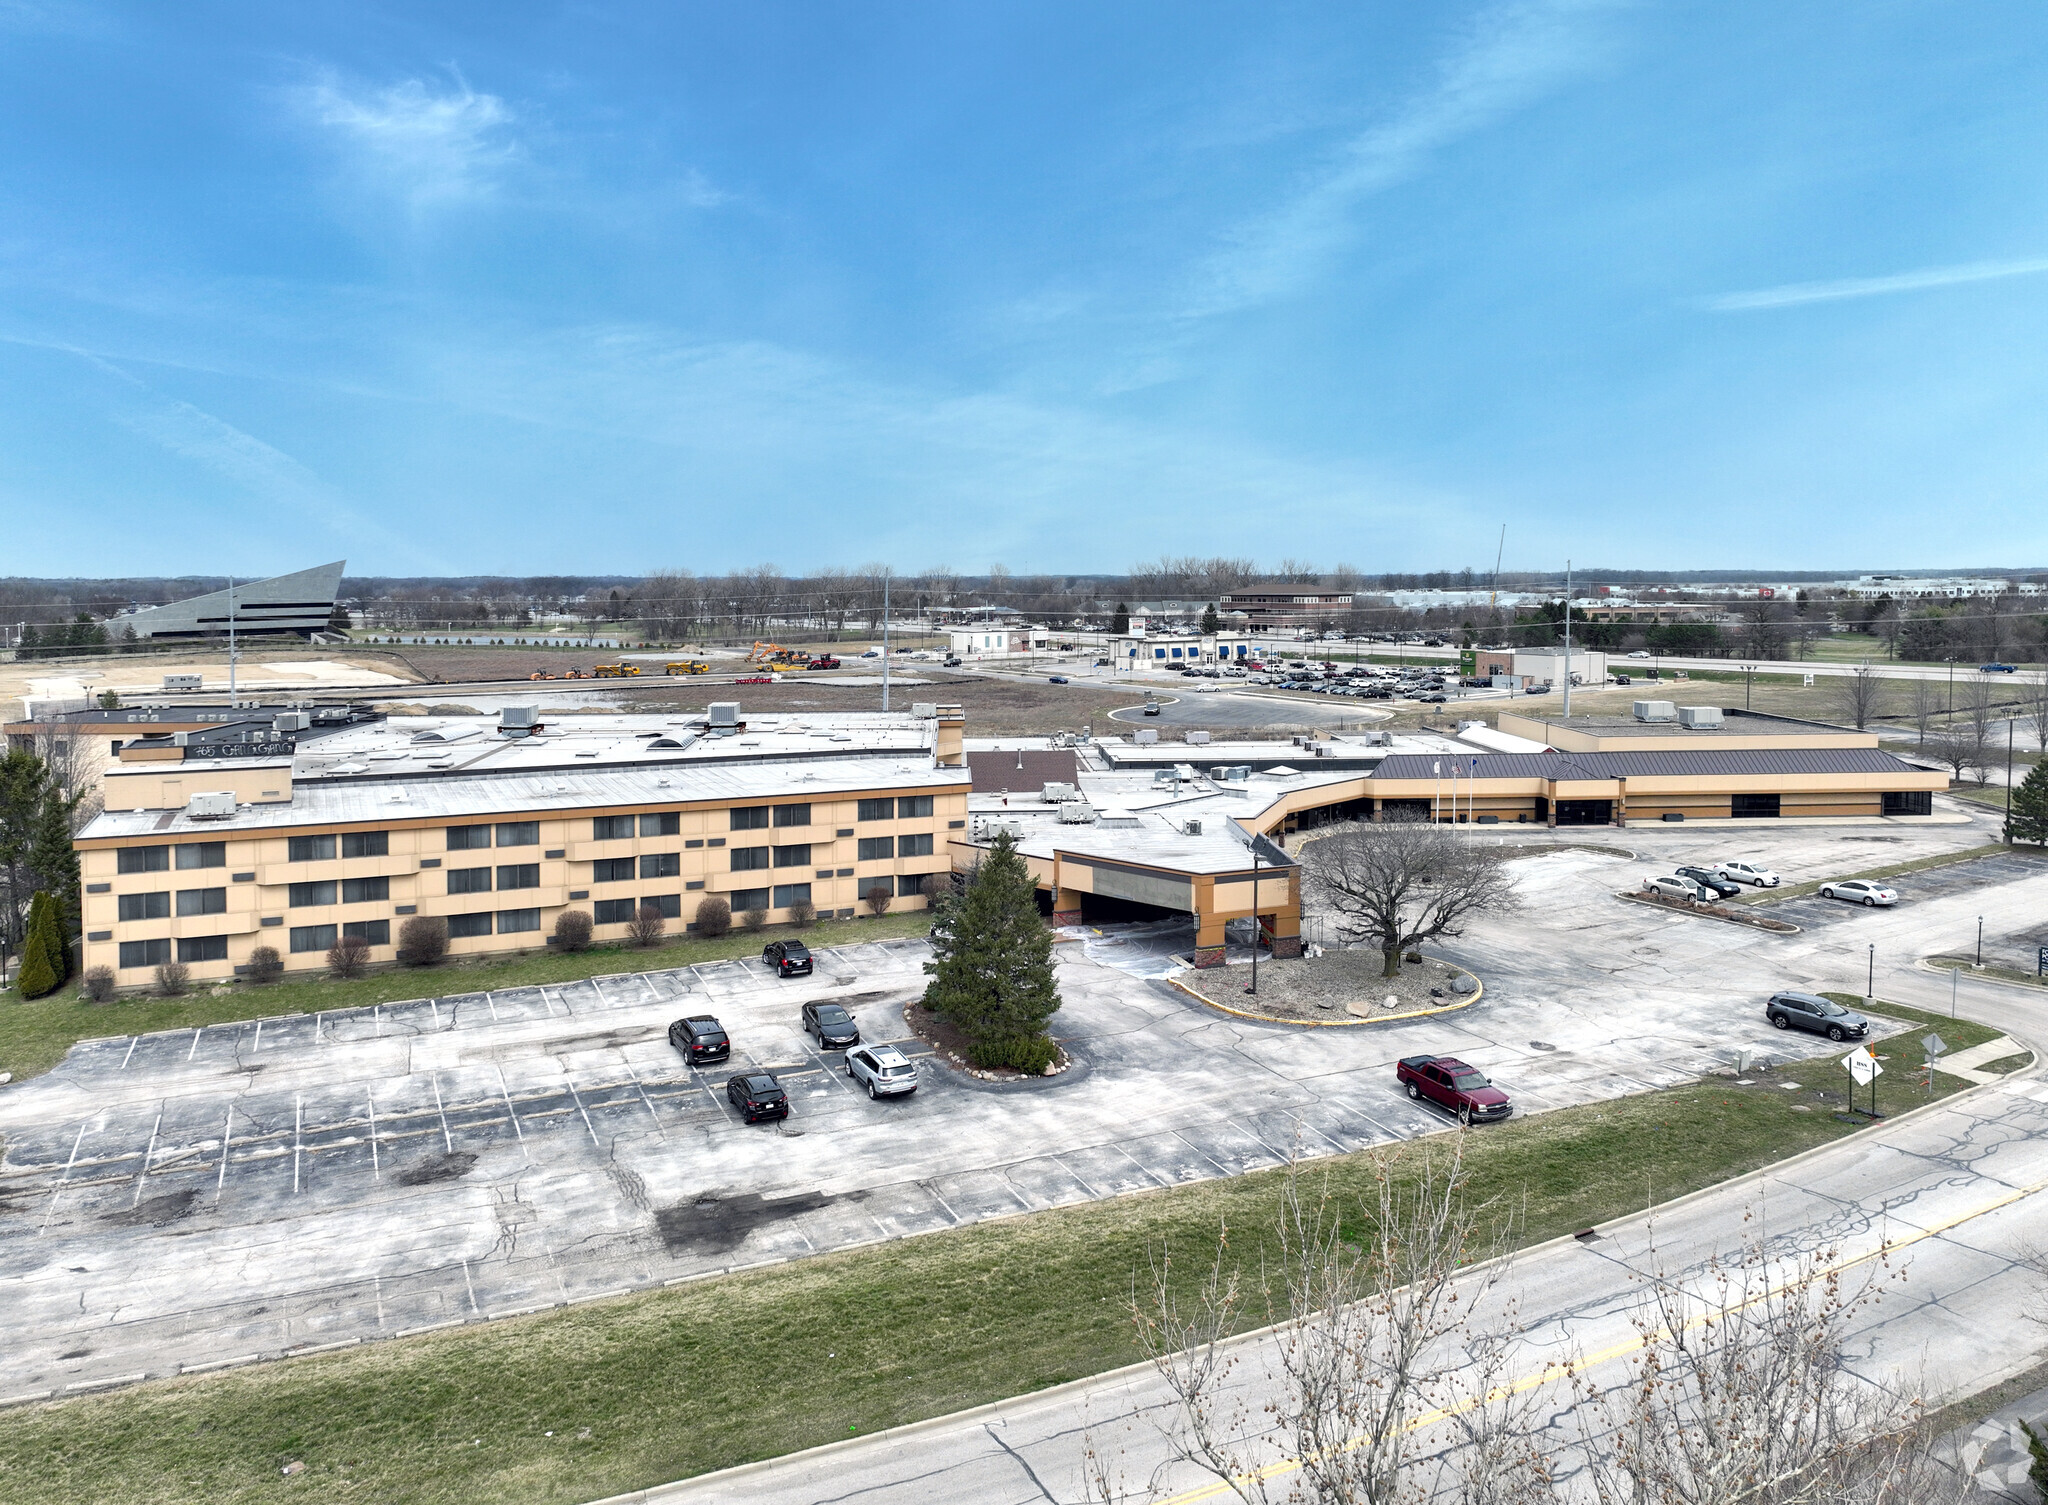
[1977,916,1984,968]
[1947,656,1958,715]
[1867,943,1875,1004]
[1244,842,1261,996]
[1740,662,1757,710]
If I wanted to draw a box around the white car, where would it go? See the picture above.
[1643,875,1714,903]
[1818,879,1897,908]
[846,1042,919,1098]
[1627,650,1651,659]
[1713,860,1781,888]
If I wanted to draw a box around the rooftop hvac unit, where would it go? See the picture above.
[911,702,939,719]
[1216,764,1251,782]
[162,674,202,692]
[1677,705,1724,728]
[1134,729,1159,745]
[1182,818,1203,836]
[1313,743,1335,757]
[1041,781,1079,803]
[501,706,539,728]
[1632,699,1678,722]
[708,701,741,727]
[271,711,311,733]
[1183,730,1210,745]
[1058,801,1096,824]
[186,790,237,820]
[970,815,1025,839]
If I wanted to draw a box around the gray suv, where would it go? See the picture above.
[845,1043,919,1098]
[1766,991,1869,1042]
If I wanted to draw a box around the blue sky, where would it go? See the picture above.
[3,1,2046,578]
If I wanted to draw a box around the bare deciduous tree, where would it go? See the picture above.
[627,902,667,948]
[1922,720,1988,785]
[1297,818,1519,978]
[864,882,892,917]
[1908,677,1940,747]
[1834,664,1886,731]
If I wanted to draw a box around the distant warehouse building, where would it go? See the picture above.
[75,704,969,985]
[105,561,346,641]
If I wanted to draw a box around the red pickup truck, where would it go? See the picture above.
[1396,1055,1512,1123]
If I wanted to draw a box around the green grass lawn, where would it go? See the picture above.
[0,1000,1999,1505]
[0,910,934,1082]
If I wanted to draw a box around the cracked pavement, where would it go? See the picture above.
[1,801,2039,1408]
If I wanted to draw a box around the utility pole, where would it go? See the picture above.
[227,575,238,707]
[881,570,891,713]
[1244,842,1261,996]
[1561,560,1573,719]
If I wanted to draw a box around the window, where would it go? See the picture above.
[729,887,770,913]
[448,866,493,895]
[288,881,337,907]
[640,852,681,879]
[639,812,679,836]
[447,825,493,850]
[118,847,170,874]
[177,935,229,963]
[176,842,226,869]
[772,883,811,910]
[772,804,810,828]
[496,908,541,934]
[898,833,934,858]
[593,815,634,840]
[342,876,389,904]
[642,894,681,919]
[772,844,811,868]
[342,919,391,946]
[496,821,540,847]
[730,806,770,831]
[448,912,494,939]
[119,891,170,921]
[288,834,336,863]
[857,797,895,822]
[593,897,636,924]
[898,795,934,819]
[857,836,894,861]
[289,923,338,954]
[1883,791,1933,816]
[177,887,227,917]
[341,831,389,859]
[593,857,635,883]
[730,846,770,872]
[896,874,927,897]
[118,937,171,968]
[496,864,540,891]
[1731,793,1780,818]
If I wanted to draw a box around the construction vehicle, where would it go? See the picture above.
[748,641,811,669]
[664,660,711,675]
[593,663,641,678]
[806,655,841,671]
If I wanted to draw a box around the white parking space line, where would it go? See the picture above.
[365,1090,381,1178]
[214,1105,233,1201]
[39,1120,92,1236]
[429,1073,453,1154]
[118,1038,137,1071]
[622,1063,665,1137]
[133,1108,162,1207]
[292,1095,303,1195]
[565,1077,601,1147]
[186,1027,203,1061]
[494,1066,528,1157]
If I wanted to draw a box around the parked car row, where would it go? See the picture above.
[1641,856,1901,909]
[670,987,920,1124]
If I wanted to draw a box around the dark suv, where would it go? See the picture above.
[726,1072,789,1123]
[667,1014,730,1064]
[763,940,813,977]
[1766,992,1868,1042]
[1674,865,1743,899]
[802,1000,860,1049]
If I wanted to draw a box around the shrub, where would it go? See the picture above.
[154,959,191,997]
[553,908,594,952]
[786,897,817,930]
[967,1035,1058,1075]
[628,903,667,948]
[693,895,732,938]
[327,933,371,980]
[864,883,892,917]
[245,945,283,984]
[16,891,61,999]
[397,914,449,967]
[82,965,116,1003]
[741,905,768,933]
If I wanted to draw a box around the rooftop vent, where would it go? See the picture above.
[1182,818,1204,836]
[412,725,483,744]
[1677,705,1724,728]
[1058,801,1096,824]
[186,791,237,820]
[708,701,740,727]
[1096,808,1140,828]
[1632,700,1678,722]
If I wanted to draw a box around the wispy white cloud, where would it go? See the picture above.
[298,72,518,207]
[1183,0,1618,319]
[1702,256,2048,311]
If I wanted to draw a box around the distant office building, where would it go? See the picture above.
[107,561,346,641]
[1216,585,1356,628]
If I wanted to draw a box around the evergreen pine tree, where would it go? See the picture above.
[2008,759,2048,847]
[16,891,59,998]
[1111,603,1130,634]
[31,885,68,987]
[29,787,82,939]
[921,830,1060,1051]
[1200,603,1219,635]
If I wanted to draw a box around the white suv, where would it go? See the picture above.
[846,1043,919,1098]
[1713,860,1781,888]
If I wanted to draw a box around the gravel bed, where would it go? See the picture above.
[1180,946,1476,1022]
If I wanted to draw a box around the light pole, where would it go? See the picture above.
[1740,662,1757,710]
[1947,656,1957,715]
[1867,943,1875,1003]
[1977,916,1984,968]
[1244,842,1261,996]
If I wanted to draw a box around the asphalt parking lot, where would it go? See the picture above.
[1,801,2037,1400]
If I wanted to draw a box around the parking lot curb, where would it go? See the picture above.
[1615,890,1801,935]
[1914,957,2048,991]
[1166,957,1484,1027]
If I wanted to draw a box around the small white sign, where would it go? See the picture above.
[1843,1045,1883,1086]
[1803,673,1814,686]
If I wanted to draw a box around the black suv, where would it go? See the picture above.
[668,1014,730,1064]
[802,1000,860,1049]
[1675,865,1743,899]
[1765,991,1869,1042]
[726,1072,789,1123]
[763,940,813,977]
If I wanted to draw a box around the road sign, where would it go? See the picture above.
[1924,1032,1947,1058]
[1803,673,1814,687]
[1843,1045,1883,1086]
[2039,946,2047,979]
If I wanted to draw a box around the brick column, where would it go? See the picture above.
[1050,885,1085,926]
[1193,914,1227,968]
